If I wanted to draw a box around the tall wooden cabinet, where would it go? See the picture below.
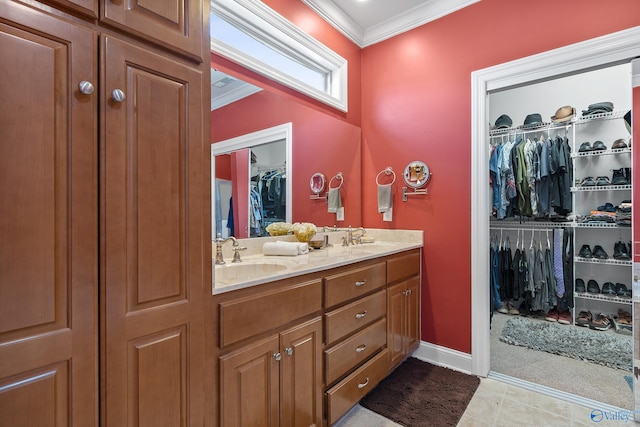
[0,1,209,426]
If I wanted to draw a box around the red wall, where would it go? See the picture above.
[360,0,640,353]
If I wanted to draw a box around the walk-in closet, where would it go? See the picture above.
[488,63,634,409]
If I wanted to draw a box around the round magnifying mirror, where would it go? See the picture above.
[310,172,326,195]
[403,161,430,189]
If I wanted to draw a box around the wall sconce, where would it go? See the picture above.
[402,161,430,201]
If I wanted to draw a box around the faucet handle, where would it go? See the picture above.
[232,246,247,262]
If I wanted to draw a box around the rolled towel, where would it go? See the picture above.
[263,241,309,256]
[327,188,342,213]
[377,184,392,213]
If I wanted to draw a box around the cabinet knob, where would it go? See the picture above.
[284,347,293,356]
[355,344,367,353]
[78,80,95,95]
[273,352,282,361]
[355,310,367,319]
[354,279,366,287]
[357,377,370,389]
[111,88,126,102]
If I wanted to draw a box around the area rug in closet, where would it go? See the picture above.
[359,357,480,427]
[500,317,632,371]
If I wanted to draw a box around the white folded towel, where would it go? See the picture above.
[377,184,392,213]
[327,188,342,213]
[263,241,309,256]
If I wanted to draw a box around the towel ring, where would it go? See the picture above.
[329,172,343,190]
[376,166,396,186]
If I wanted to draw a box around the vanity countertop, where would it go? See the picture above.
[213,229,423,294]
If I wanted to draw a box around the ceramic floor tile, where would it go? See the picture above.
[456,413,492,427]
[494,397,572,427]
[570,404,634,427]
[503,384,574,417]
[333,405,403,427]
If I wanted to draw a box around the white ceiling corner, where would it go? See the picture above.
[302,0,480,47]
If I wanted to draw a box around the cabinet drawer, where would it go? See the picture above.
[324,262,386,308]
[387,250,420,284]
[324,318,387,386]
[325,290,386,345]
[219,279,322,348]
[325,349,389,426]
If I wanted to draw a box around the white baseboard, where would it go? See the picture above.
[411,341,473,375]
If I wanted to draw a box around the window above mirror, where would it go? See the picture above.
[211,0,348,112]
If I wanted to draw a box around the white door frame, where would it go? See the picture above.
[470,26,640,377]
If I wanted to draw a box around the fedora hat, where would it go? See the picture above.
[523,113,543,128]
[551,105,575,123]
[494,114,513,129]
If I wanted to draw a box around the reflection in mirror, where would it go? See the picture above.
[212,123,292,239]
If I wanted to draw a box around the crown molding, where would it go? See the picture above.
[303,0,480,48]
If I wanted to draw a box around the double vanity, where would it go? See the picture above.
[211,229,422,426]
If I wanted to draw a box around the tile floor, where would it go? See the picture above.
[334,377,635,426]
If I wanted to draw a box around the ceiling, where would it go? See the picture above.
[302,0,480,47]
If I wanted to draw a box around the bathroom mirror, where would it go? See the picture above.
[403,161,431,189]
[310,173,326,195]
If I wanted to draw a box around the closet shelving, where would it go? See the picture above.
[489,109,633,327]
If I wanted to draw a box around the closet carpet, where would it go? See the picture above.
[491,312,633,410]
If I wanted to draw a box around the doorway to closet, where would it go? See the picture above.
[469,26,640,414]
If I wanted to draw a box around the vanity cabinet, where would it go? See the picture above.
[0,2,209,426]
[387,251,421,369]
[218,279,323,427]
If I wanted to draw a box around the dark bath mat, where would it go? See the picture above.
[360,357,480,426]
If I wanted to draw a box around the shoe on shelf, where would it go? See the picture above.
[595,176,611,186]
[617,309,632,325]
[587,279,601,294]
[590,313,612,331]
[580,177,596,187]
[576,310,592,327]
[601,282,617,295]
[545,307,559,322]
[578,244,593,258]
[557,310,572,325]
[611,138,628,149]
[592,245,609,259]
[578,141,593,152]
[575,278,586,293]
[611,168,629,185]
[592,140,607,151]
[615,283,632,298]
[613,241,632,260]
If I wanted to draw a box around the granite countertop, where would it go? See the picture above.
[212,229,423,294]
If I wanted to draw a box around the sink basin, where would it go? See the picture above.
[214,260,289,285]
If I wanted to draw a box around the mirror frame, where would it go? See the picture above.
[211,0,348,112]
[211,122,293,239]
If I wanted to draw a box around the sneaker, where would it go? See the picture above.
[545,307,559,322]
[615,283,632,298]
[601,282,617,295]
[595,176,611,186]
[580,177,596,187]
[617,309,632,325]
[557,310,572,325]
[576,310,592,327]
[508,303,520,315]
[497,302,509,314]
[590,313,612,331]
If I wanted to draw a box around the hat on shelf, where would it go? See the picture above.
[551,105,575,123]
[581,101,614,116]
[494,114,513,129]
[523,113,543,128]
[624,110,631,134]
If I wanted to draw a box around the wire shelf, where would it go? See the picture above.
[574,257,632,266]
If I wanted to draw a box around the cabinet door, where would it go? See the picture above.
[280,317,323,427]
[50,0,98,18]
[102,35,205,427]
[220,336,280,427]
[0,3,98,426]
[405,276,421,354]
[102,0,204,60]
[387,282,406,368]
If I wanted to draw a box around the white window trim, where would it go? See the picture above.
[211,0,348,112]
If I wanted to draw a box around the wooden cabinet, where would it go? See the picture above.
[218,280,323,427]
[0,2,209,426]
[0,5,98,426]
[387,251,421,369]
[101,0,205,60]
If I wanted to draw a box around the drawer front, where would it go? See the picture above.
[325,349,389,426]
[219,279,322,348]
[387,250,420,284]
[324,262,386,308]
[324,290,386,345]
[324,318,387,386]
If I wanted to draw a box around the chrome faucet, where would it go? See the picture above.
[214,233,240,265]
